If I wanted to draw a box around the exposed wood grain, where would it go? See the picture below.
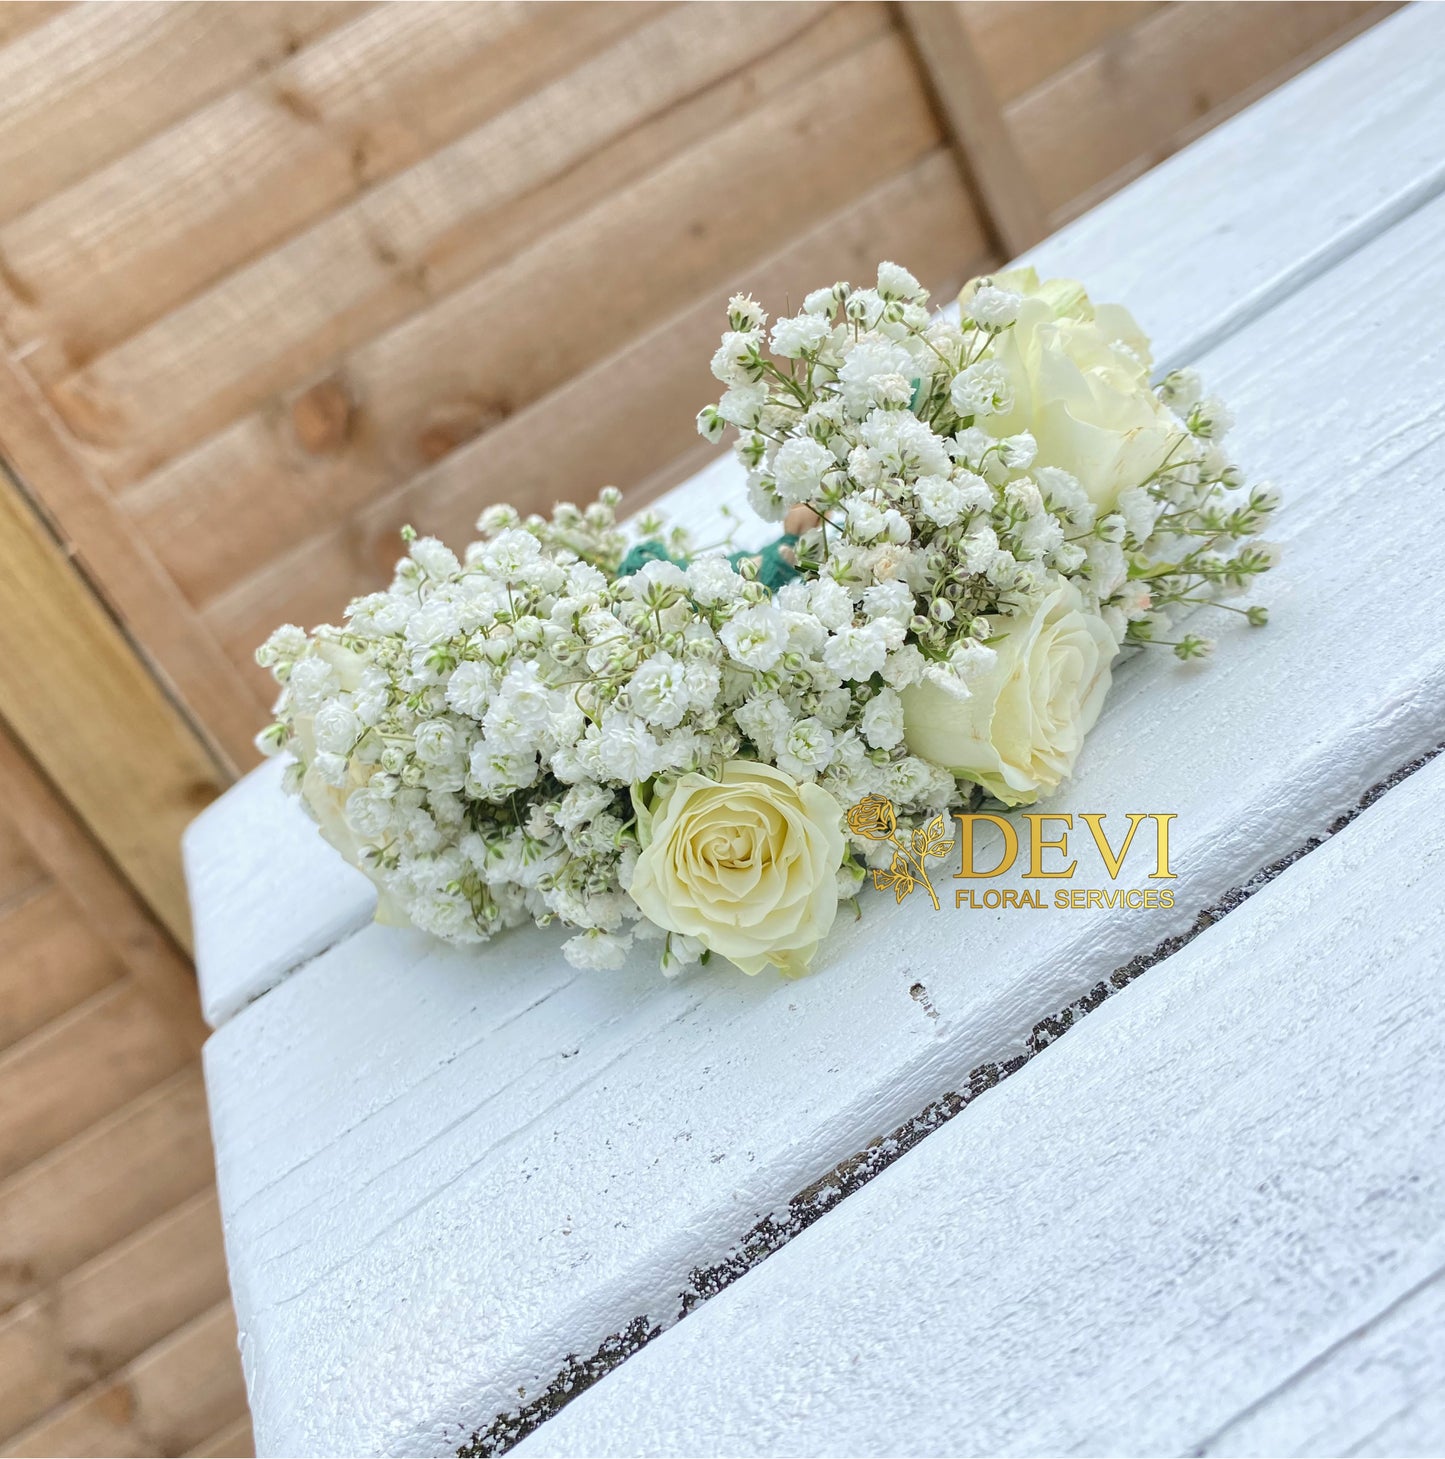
[0,1191,228,1440]
[203,146,990,693]
[1010,0,1393,222]
[80,1,865,491]
[0,887,117,1052]
[0,354,263,771]
[897,0,1048,254]
[0,824,44,917]
[0,981,191,1183]
[187,1413,254,1459]
[127,12,931,634]
[962,0,1166,103]
[0,1068,213,1313]
[0,429,227,942]
[0,719,232,1450]
[0,5,70,50]
[2,1299,247,1458]
[0,2,364,230]
[1,1,647,384]
[123,1,885,616]
[0,723,206,1050]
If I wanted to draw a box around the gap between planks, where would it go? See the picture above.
[463,734,1445,1457]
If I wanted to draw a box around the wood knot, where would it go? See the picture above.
[291,378,354,455]
[415,399,506,464]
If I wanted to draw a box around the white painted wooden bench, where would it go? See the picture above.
[185,10,1445,1455]
[517,748,1445,1459]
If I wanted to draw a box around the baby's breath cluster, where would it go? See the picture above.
[260,262,1278,980]
[259,488,956,972]
[700,262,1277,671]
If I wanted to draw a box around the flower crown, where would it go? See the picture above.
[258,264,1278,978]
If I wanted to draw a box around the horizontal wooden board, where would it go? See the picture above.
[124,1,888,629]
[0,980,190,1182]
[0,723,207,1051]
[0,1,364,230]
[517,751,1445,1457]
[185,756,377,1029]
[0,886,118,1052]
[198,142,987,706]
[1204,1263,1445,1456]
[0,5,70,50]
[0,1068,214,1313]
[2,1,649,384]
[2,1300,247,1458]
[1010,0,1392,221]
[103,1,883,511]
[0,1190,228,1439]
[187,1413,254,1459]
[964,0,1166,103]
[0,821,43,913]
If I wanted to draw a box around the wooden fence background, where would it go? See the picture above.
[0,3,1394,1456]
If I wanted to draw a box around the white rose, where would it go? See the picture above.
[963,267,1176,512]
[900,583,1116,805]
[628,761,846,977]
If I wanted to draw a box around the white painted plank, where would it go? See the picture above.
[1205,1266,1445,1457]
[206,188,1445,1458]
[183,755,374,1026]
[1022,1,1445,375]
[187,2,1445,1027]
[517,752,1445,1459]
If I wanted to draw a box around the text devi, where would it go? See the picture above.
[953,813,1176,880]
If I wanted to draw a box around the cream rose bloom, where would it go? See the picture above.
[629,760,846,977]
[901,583,1116,806]
[965,267,1176,512]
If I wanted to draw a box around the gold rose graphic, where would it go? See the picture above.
[846,794,954,911]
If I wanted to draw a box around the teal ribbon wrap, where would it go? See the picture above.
[618,535,800,592]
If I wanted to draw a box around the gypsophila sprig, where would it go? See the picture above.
[260,264,1278,980]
